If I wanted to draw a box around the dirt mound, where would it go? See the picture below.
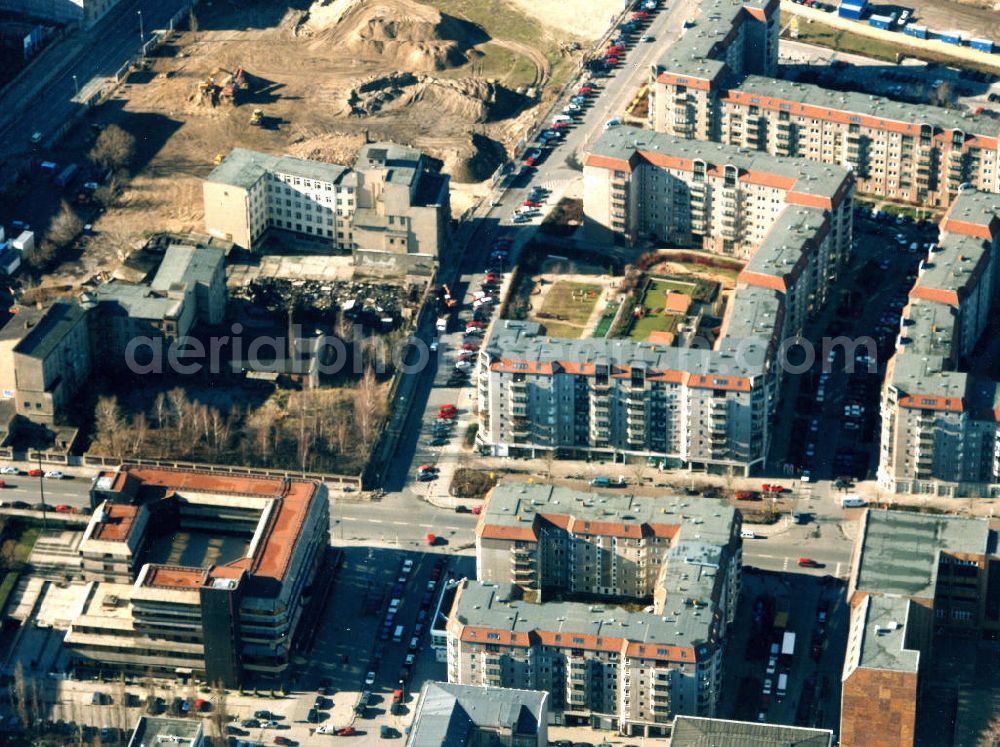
[307,0,488,72]
[417,132,506,183]
[344,73,525,122]
[286,131,370,165]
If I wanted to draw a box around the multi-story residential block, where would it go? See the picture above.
[406,682,549,747]
[203,143,450,272]
[878,190,1000,495]
[841,509,1000,747]
[475,483,741,617]
[670,715,833,746]
[649,0,1000,206]
[476,320,773,473]
[64,466,330,686]
[5,239,227,424]
[450,488,741,737]
[583,127,854,258]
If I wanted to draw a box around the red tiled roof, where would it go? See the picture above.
[92,504,139,542]
[459,624,696,662]
[898,394,964,413]
[105,466,321,586]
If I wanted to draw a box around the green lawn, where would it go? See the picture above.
[629,313,681,341]
[593,303,619,338]
[537,281,601,338]
[0,525,40,615]
[439,43,540,88]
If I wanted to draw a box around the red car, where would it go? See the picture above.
[632,10,650,18]
[439,404,457,412]
[797,557,820,568]
[605,56,620,65]
[274,738,292,746]
[735,491,757,501]
[607,44,624,54]
[27,469,42,477]
[524,155,537,166]
[770,484,784,493]
[54,504,74,513]
[336,726,357,736]
[551,121,570,129]
[470,506,482,515]
[578,86,593,95]
[462,342,478,351]
[523,200,540,207]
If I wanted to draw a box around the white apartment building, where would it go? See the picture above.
[648,0,1000,207]
[879,190,1000,496]
[450,489,742,737]
[203,144,449,272]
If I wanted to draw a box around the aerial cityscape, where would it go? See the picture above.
[0,0,999,744]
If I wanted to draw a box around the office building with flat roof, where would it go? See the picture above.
[878,190,1000,495]
[127,716,203,747]
[65,465,330,686]
[840,509,1000,747]
[203,144,450,273]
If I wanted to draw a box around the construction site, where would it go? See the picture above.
[26,0,594,290]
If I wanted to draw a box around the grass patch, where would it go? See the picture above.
[464,422,479,448]
[429,0,567,50]
[440,43,539,88]
[674,260,741,281]
[628,312,681,341]
[0,522,40,615]
[539,281,601,329]
[593,304,618,338]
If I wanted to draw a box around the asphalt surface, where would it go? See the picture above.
[0,0,188,163]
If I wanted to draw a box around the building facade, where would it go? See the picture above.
[7,239,227,425]
[878,190,1000,495]
[450,486,742,737]
[648,0,1000,206]
[203,144,450,273]
[64,466,330,686]
[840,509,1000,747]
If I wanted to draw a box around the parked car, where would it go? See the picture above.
[43,470,64,480]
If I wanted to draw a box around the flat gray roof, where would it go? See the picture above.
[591,125,850,198]
[853,595,920,673]
[483,482,737,537]
[855,509,992,599]
[150,244,224,292]
[654,0,755,80]
[207,147,350,189]
[13,300,86,359]
[127,715,202,747]
[724,285,783,341]
[737,75,1000,137]
[454,579,719,660]
[484,320,769,380]
[93,282,185,322]
[0,305,49,344]
[744,207,828,281]
[407,682,546,747]
[670,715,833,746]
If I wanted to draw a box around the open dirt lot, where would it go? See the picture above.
[64,0,586,284]
[503,0,625,40]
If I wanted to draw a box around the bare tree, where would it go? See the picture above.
[48,200,84,247]
[94,396,127,458]
[979,715,1000,747]
[14,662,28,728]
[130,412,149,456]
[88,125,136,174]
[353,365,383,446]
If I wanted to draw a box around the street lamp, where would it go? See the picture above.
[72,75,79,96]
[138,9,144,43]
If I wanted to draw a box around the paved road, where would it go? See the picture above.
[0,0,187,162]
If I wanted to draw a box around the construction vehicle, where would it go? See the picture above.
[214,153,225,165]
[441,284,457,308]
[249,109,263,126]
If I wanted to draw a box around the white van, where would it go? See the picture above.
[841,495,867,508]
[393,625,405,642]
[740,529,756,539]
[552,115,572,124]
[776,673,788,700]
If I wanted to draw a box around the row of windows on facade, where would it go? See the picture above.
[269,172,356,193]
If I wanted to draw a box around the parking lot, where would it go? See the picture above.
[721,568,849,732]
[769,206,934,482]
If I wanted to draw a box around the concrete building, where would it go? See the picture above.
[475,483,742,614]
[450,488,741,737]
[583,127,854,259]
[406,682,549,747]
[6,240,226,424]
[669,715,833,746]
[647,0,1000,206]
[64,466,330,686]
[203,144,450,273]
[476,320,774,473]
[127,716,203,747]
[840,509,1000,747]
[878,190,1000,495]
